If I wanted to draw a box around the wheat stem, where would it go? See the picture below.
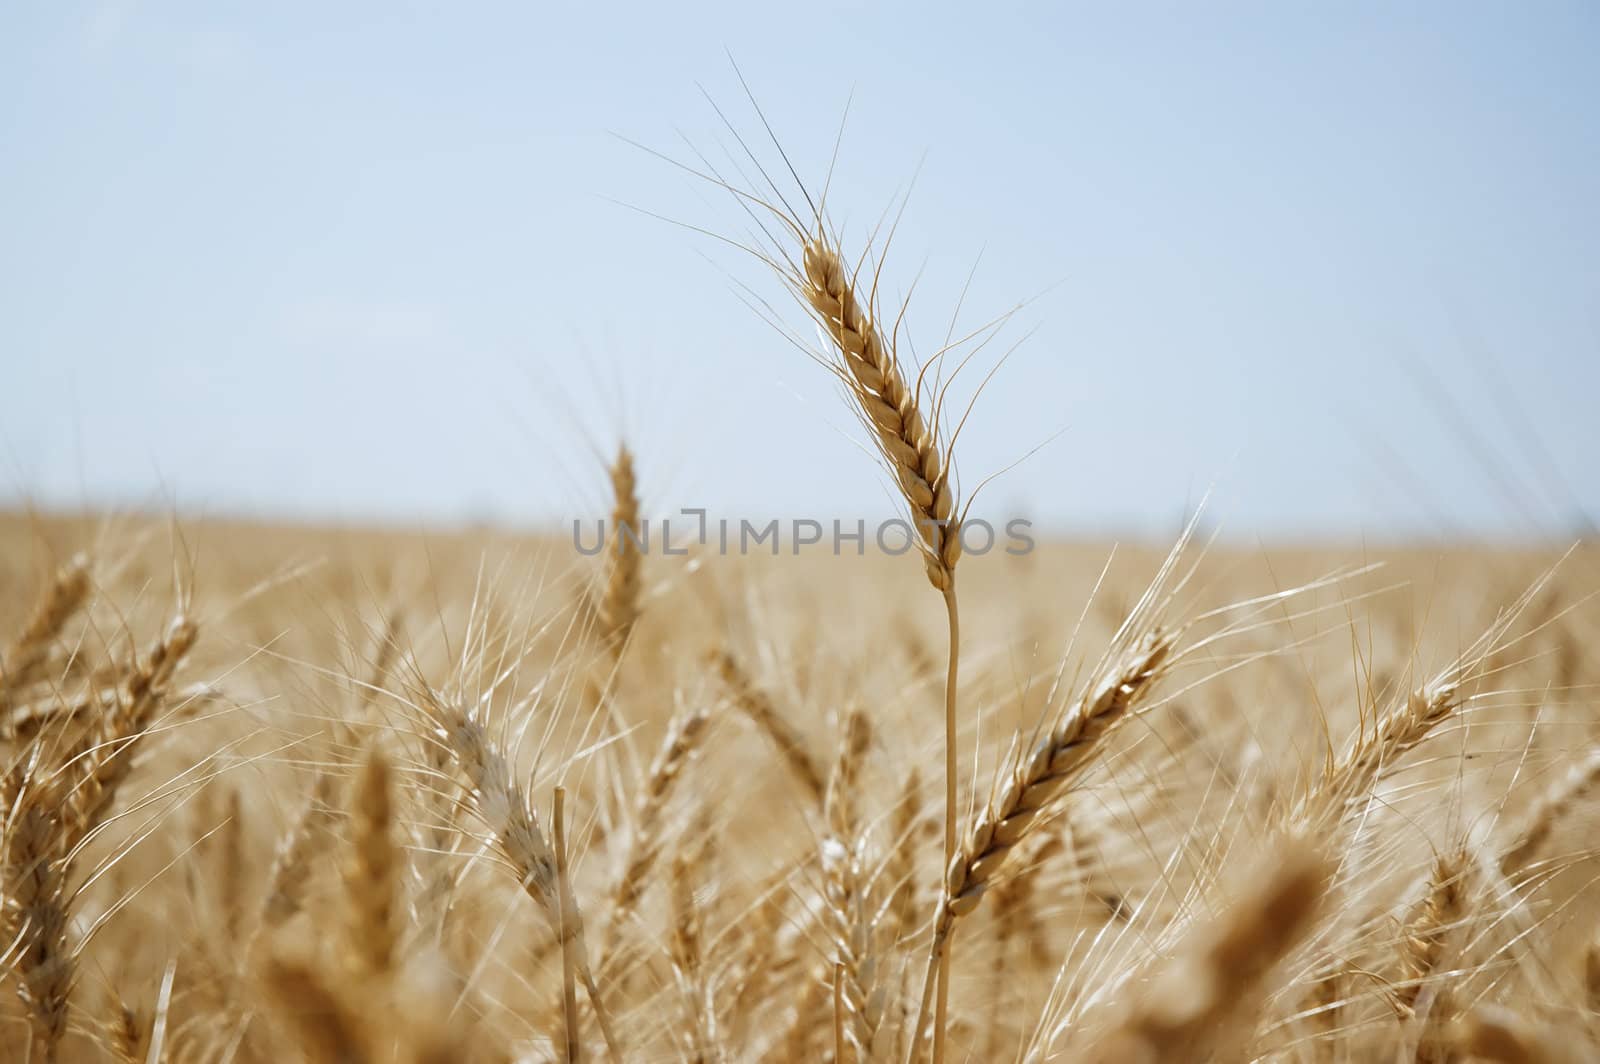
[554,787,581,1064]
[931,584,959,1064]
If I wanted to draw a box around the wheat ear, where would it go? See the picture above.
[345,744,400,979]
[65,615,198,847]
[942,628,1172,922]
[822,712,886,1060]
[1396,851,1470,1018]
[263,955,370,1064]
[598,444,643,657]
[885,767,924,940]
[907,626,1171,1060]
[1500,747,1600,877]
[1082,840,1332,1063]
[775,964,833,1062]
[669,851,719,1063]
[261,773,337,931]
[1453,1005,1563,1064]
[4,799,74,1063]
[826,708,873,841]
[0,552,90,717]
[418,686,620,1057]
[604,703,711,943]
[107,999,150,1064]
[823,833,888,1062]
[1290,676,1466,829]
[722,872,795,1045]
[711,650,825,804]
[798,238,960,591]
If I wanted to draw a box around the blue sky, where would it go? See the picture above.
[3,2,1596,539]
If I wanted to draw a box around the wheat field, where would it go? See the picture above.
[2,97,1597,1062]
[1,504,1595,1063]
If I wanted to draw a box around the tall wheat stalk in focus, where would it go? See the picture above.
[790,228,967,1062]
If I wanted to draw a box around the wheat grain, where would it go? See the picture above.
[345,744,400,978]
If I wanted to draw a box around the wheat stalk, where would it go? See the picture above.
[791,225,970,1062]
[1585,936,1600,1013]
[219,788,246,944]
[554,786,582,1064]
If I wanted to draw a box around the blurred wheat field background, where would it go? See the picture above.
[2,507,1596,1062]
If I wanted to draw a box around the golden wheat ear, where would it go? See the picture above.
[415,683,621,1057]
[798,237,960,592]
[66,614,198,848]
[105,998,150,1064]
[1500,747,1600,878]
[343,743,400,980]
[942,627,1173,925]
[262,954,371,1063]
[1080,839,1333,1063]
[261,773,337,933]
[1394,850,1471,1019]
[905,625,1173,1060]
[711,648,825,803]
[602,701,711,947]
[1453,1005,1571,1064]
[598,443,643,657]
[0,552,91,718]
[4,798,74,1062]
